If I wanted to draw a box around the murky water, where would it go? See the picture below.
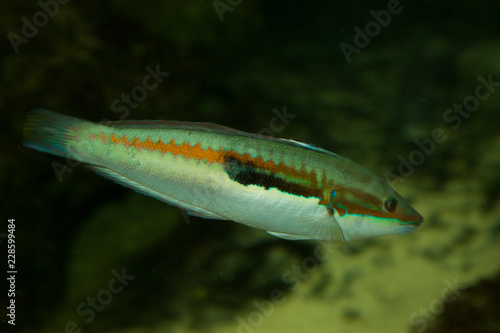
[5,1,500,332]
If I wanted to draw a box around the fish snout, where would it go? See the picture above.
[410,212,424,226]
[401,212,423,233]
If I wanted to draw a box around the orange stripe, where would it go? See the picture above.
[99,133,108,144]
[106,133,332,199]
[108,133,224,163]
[334,189,420,222]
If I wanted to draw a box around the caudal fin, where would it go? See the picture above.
[22,109,86,159]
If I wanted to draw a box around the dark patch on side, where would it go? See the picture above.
[222,154,320,199]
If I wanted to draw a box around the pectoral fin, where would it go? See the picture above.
[266,211,349,254]
[299,210,350,254]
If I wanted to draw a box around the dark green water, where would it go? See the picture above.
[3,1,500,332]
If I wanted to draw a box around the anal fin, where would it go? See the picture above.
[86,165,229,221]
[267,231,313,241]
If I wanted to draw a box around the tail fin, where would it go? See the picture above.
[22,109,87,159]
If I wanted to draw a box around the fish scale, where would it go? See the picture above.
[22,109,423,251]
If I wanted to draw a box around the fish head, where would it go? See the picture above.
[330,164,423,241]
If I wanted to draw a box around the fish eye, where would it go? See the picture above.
[384,198,398,213]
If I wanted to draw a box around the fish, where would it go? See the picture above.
[22,109,423,252]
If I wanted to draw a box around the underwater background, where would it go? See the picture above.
[3,0,500,332]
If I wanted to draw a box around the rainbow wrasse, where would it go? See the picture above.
[23,110,423,251]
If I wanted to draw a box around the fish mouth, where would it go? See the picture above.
[413,213,424,226]
[406,212,424,226]
[396,223,420,234]
[397,214,423,234]
[409,220,423,227]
